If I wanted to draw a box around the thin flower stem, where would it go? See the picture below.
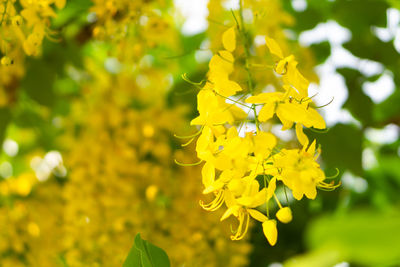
[214,91,252,109]
[283,185,290,206]
[249,63,274,69]
[274,194,283,209]
[263,174,270,217]
[238,107,253,134]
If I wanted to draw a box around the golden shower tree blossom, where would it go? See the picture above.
[181,6,339,247]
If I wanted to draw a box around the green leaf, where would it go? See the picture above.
[21,59,56,107]
[374,88,400,125]
[337,68,374,126]
[123,234,170,267]
[290,8,326,32]
[309,41,331,64]
[332,0,389,38]
[307,123,363,176]
[305,210,400,266]
[343,35,399,70]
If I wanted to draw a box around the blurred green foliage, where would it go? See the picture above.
[250,0,400,266]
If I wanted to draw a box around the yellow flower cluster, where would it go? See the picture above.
[207,0,318,91]
[0,75,252,267]
[0,20,251,265]
[57,54,251,266]
[0,0,66,105]
[186,15,339,246]
[0,0,65,59]
[62,104,250,267]
[91,0,177,52]
[0,178,64,267]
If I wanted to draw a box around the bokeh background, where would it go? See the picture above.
[0,0,399,266]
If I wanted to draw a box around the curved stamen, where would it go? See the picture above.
[231,211,250,240]
[181,137,195,147]
[174,159,203,166]
[174,126,204,139]
[325,168,340,179]
[315,97,334,109]
[200,190,225,211]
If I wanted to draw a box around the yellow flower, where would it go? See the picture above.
[272,141,337,200]
[191,90,245,129]
[208,50,243,97]
[222,26,236,52]
[265,36,309,98]
[252,131,277,160]
[246,91,326,130]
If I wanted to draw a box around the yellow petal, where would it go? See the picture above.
[284,62,309,97]
[214,154,232,170]
[195,127,213,159]
[221,205,238,221]
[224,189,237,208]
[222,26,236,52]
[276,207,292,224]
[213,78,242,97]
[218,50,234,63]
[267,177,277,201]
[262,219,278,246]
[196,127,213,151]
[250,188,267,207]
[229,104,248,121]
[292,189,304,200]
[236,196,253,206]
[202,162,215,188]
[275,55,295,74]
[295,123,309,147]
[278,116,294,131]
[203,180,224,194]
[209,52,234,74]
[276,103,307,129]
[307,139,317,155]
[304,185,317,200]
[245,92,283,104]
[258,104,275,122]
[228,179,244,195]
[305,108,326,129]
[254,132,277,158]
[265,37,284,58]
[248,209,268,222]
[227,126,238,138]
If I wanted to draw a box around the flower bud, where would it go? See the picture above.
[276,207,292,224]
[262,219,277,246]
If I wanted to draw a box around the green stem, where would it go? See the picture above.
[237,0,260,132]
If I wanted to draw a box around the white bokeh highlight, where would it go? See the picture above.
[174,0,209,35]
[3,139,19,157]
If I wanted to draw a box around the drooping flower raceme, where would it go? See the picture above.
[179,13,339,246]
[0,0,66,106]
